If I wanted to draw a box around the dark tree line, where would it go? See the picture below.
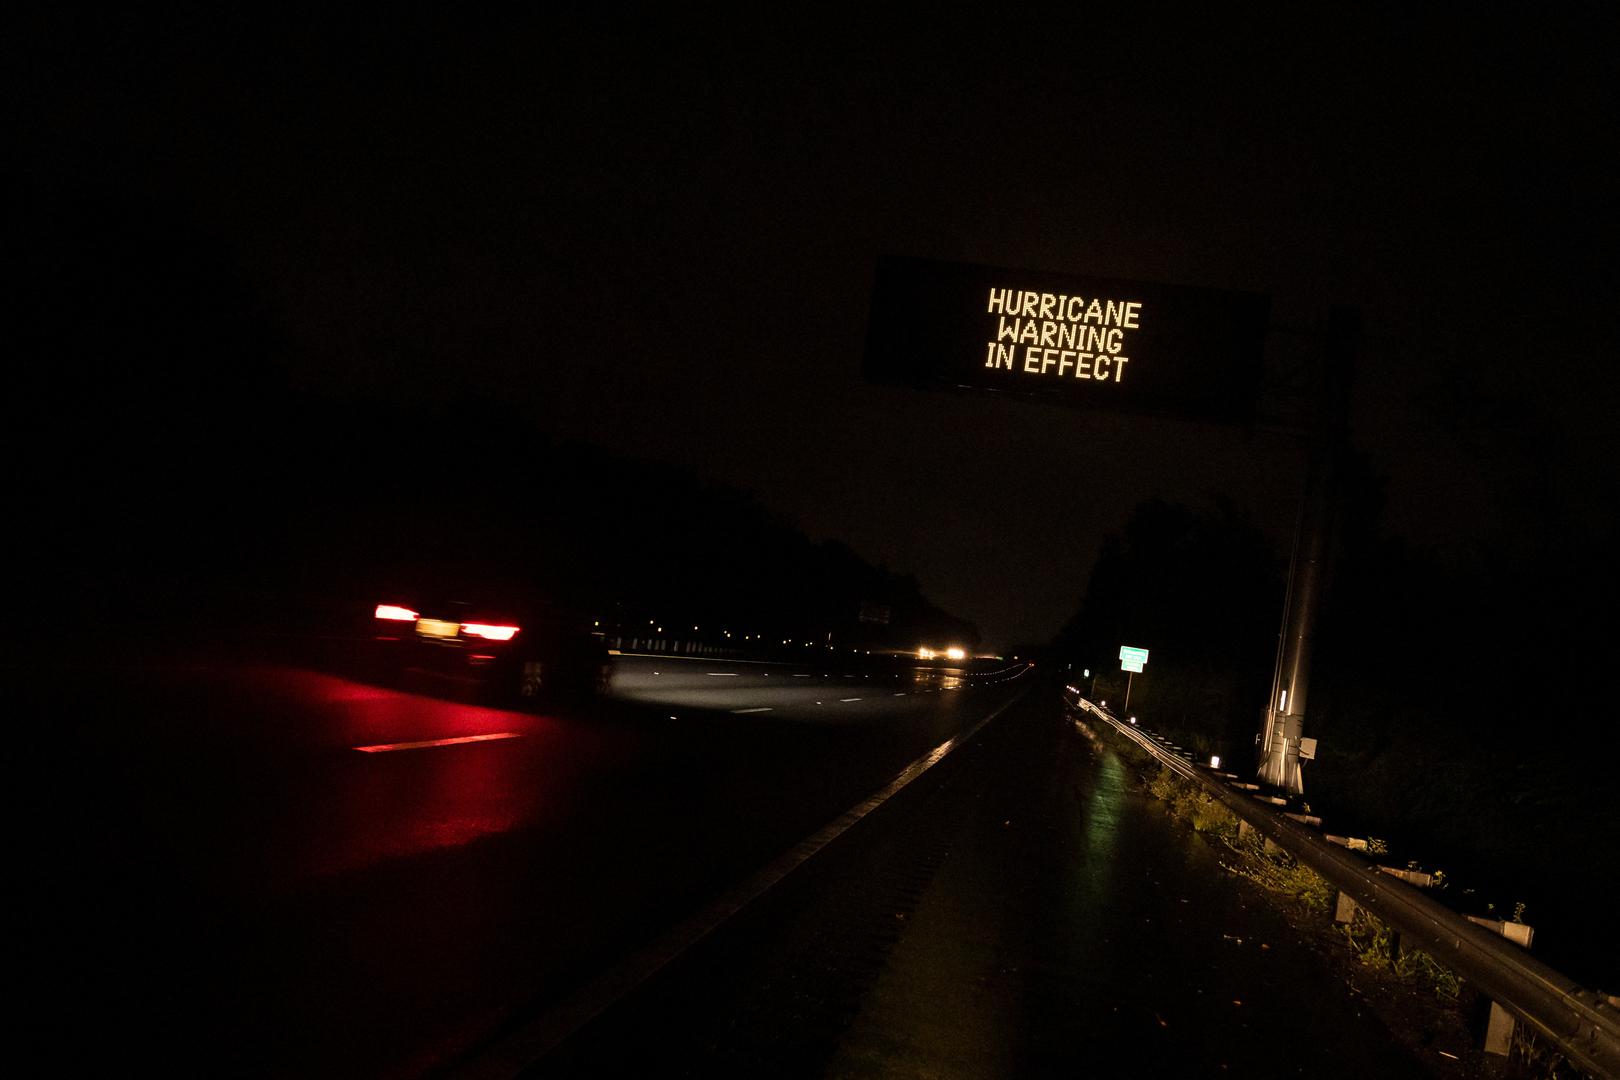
[1051,498,1284,758]
[1053,467,1620,984]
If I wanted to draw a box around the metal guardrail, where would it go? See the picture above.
[1066,692,1620,1080]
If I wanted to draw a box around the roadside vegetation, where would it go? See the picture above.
[1090,735,1584,1078]
[1052,490,1620,996]
[1143,765,1334,912]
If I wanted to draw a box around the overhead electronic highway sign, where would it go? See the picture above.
[864,255,1269,425]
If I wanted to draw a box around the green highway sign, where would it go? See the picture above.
[1119,645,1149,665]
[1121,658,1144,673]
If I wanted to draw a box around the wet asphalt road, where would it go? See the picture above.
[18,648,1431,1077]
[533,691,1431,1080]
[19,648,1027,1075]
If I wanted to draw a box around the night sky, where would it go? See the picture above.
[17,8,1618,648]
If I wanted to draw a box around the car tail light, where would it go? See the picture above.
[462,623,520,642]
[375,604,419,621]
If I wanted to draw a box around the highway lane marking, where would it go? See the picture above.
[706,672,741,676]
[610,652,796,666]
[462,683,1034,1074]
[730,707,773,714]
[892,692,907,696]
[839,697,863,702]
[353,732,524,753]
[791,674,811,678]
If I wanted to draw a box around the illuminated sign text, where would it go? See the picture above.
[864,256,1268,425]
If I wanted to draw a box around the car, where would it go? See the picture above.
[370,593,612,705]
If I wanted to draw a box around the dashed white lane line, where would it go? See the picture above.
[730,707,773,714]
[706,672,740,676]
[892,692,907,696]
[354,732,524,753]
[839,697,863,702]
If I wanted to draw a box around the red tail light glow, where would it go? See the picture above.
[375,604,419,621]
[461,623,520,642]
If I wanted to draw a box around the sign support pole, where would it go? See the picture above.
[1257,308,1358,794]
[1124,670,1134,718]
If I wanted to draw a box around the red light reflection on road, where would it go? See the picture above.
[311,680,407,704]
[218,669,570,879]
[353,732,524,753]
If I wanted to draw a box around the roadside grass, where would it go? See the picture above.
[1222,833,1335,912]
[1079,705,1584,1078]
[1339,906,1462,1001]
[1149,767,1245,843]
[1142,760,1466,998]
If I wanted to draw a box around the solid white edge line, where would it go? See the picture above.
[456,679,1034,1078]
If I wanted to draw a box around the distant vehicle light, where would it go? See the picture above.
[375,604,419,621]
[1129,716,1138,725]
[945,646,966,661]
[1210,755,1222,768]
[917,647,935,660]
[462,623,520,641]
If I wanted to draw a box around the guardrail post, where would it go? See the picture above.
[1482,996,1515,1057]
[1465,916,1536,1057]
